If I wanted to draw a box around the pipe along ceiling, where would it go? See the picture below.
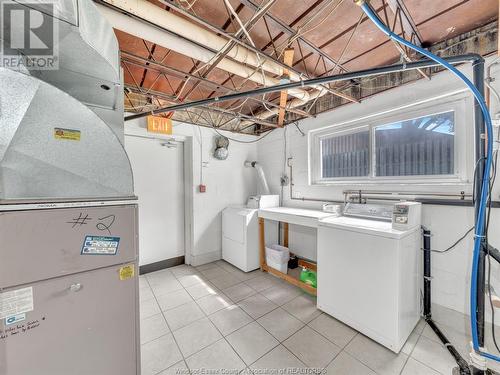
[95,0,361,128]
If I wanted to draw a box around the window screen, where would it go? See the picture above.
[321,130,370,178]
[374,111,454,176]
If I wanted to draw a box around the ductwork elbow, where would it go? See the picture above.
[245,161,270,195]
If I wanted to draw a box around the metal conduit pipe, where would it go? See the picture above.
[287,159,344,204]
[98,0,288,78]
[153,0,358,105]
[102,0,352,104]
[344,190,472,199]
[95,0,312,103]
[422,228,472,375]
[472,59,487,363]
[251,86,335,123]
[354,3,492,371]
[125,54,484,122]
[287,161,479,205]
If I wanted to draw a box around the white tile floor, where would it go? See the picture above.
[139,261,466,375]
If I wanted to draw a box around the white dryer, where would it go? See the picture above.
[222,195,279,272]
[317,202,421,353]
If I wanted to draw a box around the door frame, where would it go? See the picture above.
[124,127,194,267]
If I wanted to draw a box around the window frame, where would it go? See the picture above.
[308,93,473,188]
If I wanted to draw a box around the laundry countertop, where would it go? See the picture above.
[258,206,334,227]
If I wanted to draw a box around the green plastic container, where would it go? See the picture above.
[300,268,317,288]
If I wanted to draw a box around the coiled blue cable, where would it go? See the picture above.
[358,0,498,363]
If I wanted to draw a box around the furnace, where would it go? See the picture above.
[0,1,139,374]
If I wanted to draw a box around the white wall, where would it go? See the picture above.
[125,118,258,266]
[256,56,500,321]
[122,57,500,320]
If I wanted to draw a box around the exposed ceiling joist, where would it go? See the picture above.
[126,85,279,129]
[163,0,278,102]
[158,0,358,105]
[291,20,498,122]
[238,0,352,73]
[385,0,423,46]
[278,48,295,127]
[121,50,313,119]
[125,20,498,127]
[104,0,497,134]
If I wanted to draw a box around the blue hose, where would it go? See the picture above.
[358,0,497,363]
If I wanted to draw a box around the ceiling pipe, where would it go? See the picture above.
[121,51,313,118]
[95,0,311,102]
[154,0,358,104]
[101,0,311,86]
[125,54,483,122]
[251,86,330,122]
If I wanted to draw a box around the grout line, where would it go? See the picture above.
[407,356,446,375]
[170,264,260,370]
[180,273,252,371]
[180,268,308,369]
[145,263,431,375]
[143,266,335,372]
[149,269,299,370]
[250,319,308,369]
[405,334,451,375]
[343,332,359,349]
[398,353,412,375]
[146,265,227,372]
[306,312,358,350]
[241,293,324,368]
[314,348,342,373]
[205,316,255,370]
[406,327,424,358]
[146,284,188,374]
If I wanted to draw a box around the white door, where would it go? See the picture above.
[125,135,185,266]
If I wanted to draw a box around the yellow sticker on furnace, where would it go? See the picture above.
[54,128,81,141]
[119,265,135,281]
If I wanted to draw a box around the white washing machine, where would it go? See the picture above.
[317,202,421,353]
[222,195,279,272]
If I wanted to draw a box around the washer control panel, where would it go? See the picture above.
[392,202,422,230]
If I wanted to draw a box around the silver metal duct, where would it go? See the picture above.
[0,0,124,142]
[0,68,134,201]
[245,161,271,195]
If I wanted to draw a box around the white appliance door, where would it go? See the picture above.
[222,208,248,244]
[317,225,399,350]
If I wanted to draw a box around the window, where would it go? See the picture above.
[309,95,471,186]
[374,111,455,177]
[321,129,369,178]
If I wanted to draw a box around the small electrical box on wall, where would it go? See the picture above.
[199,184,206,193]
